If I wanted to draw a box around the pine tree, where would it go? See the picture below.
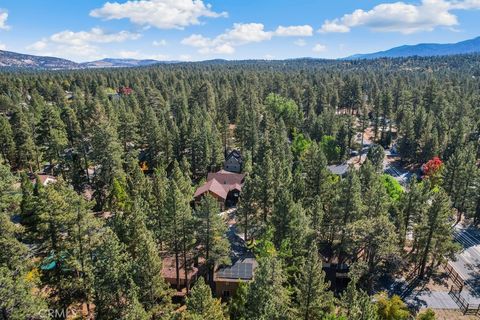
[117,104,139,153]
[345,215,399,292]
[90,114,124,209]
[10,107,39,171]
[0,161,47,318]
[340,278,378,320]
[35,181,102,311]
[185,277,227,320]
[245,256,291,320]
[237,175,260,242]
[366,145,385,173]
[36,103,68,169]
[303,142,334,207]
[195,195,230,285]
[149,167,168,250]
[0,115,15,165]
[93,229,148,320]
[336,170,363,262]
[415,188,459,278]
[256,148,276,223]
[307,196,324,245]
[293,243,334,320]
[166,161,195,292]
[398,108,417,162]
[398,180,428,247]
[229,282,249,320]
[121,199,172,313]
[443,144,478,219]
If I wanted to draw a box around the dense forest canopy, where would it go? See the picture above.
[0,55,479,319]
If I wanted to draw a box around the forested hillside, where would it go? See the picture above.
[0,55,479,320]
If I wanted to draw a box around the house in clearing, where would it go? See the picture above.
[213,226,257,299]
[194,170,245,210]
[224,150,243,173]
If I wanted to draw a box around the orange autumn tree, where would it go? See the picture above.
[422,156,444,187]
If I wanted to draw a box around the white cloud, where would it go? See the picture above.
[50,28,140,46]
[28,42,104,61]
[200,43,234,54]
[182,23,312,55]
[0,9,10,30]
[179,54,192,61]
[275,25,313,37]
[318,0,480,34]
[312,43,327,53]
[182,23,272,54]
[27,40,48,51]
[182,34,214,48]
[320,21,350,33]
[26,28,141,61]
[294,39,307,47]
[90,0,227,30]
[152,39,167,46]
[0,43,6,50]
[450,0,480,9]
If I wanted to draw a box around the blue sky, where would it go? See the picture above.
[0,0,479,61]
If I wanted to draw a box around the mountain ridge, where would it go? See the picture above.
[0,50,172,70]
[346,36,480,60]
[1,36,480,69]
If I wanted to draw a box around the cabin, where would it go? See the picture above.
[194,170,245,210]
[224,150,243,173]
[32,174,57,187]
[162,254,200,293]
[213,226,257,299]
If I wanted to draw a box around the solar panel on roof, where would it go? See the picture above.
[217,262,253,280]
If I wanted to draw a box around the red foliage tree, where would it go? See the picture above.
[422,156,443,178]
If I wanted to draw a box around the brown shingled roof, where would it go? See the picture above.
[207,170,245,185]
[194,170,245,200]
[194,179,229,200]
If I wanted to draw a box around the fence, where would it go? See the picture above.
[445,262,464,291]
[446,263,480,316]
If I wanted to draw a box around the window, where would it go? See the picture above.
[223,290,230,298]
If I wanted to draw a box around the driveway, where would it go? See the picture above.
[451,225,480,301]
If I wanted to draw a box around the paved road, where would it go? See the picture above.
[451,225,480,300]
[383,154,413,187]
[405,291,459,310]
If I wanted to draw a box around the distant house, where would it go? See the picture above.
[32,174,57,187]
[327,164,349,177]
[65,91,74,101]
[214,226,257,299]
[118,86,133,96]
[224,150,243,173]
[194,170,245,209]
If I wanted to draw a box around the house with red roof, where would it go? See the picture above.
[32,174,58,187]
[194,169,245,210]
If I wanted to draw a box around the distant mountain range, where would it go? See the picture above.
[81,58,167,68]
[1,36,480,70]
[0,50,79,69]
[347,36,480,60]
[0,50,169,70]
